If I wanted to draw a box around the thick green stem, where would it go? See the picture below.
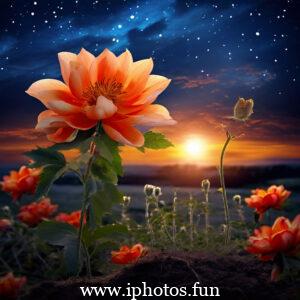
[219,131,232,245]
[77,123,101,276]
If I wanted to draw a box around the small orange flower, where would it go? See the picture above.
[1,166,41,201]
[246,215,300,261]
[245,185,291,220]
[0,272,26,299]
[26,48,176,147]
[55,210,84,228]
[111,243,144,265]
[0,219,12,231]
[18,198,58,227]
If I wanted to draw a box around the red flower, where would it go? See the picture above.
[246,215,300,261]
[0,166,41,201]
[245,185,291,220]
[111,244,144,265]
[55,210,84,228]
[0,219,12,231]
[0,272,26,299]
[18,198,58,227]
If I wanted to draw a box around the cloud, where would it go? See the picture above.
[173,76,219,89]
[0,128,41,141]
[173,64,276,90]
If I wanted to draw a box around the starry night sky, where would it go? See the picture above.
[0,0,300,166]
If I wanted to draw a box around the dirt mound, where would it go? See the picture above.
[25,251,299,300]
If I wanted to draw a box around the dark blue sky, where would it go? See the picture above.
[0,0,300,164]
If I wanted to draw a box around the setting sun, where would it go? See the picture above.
[184,138,206,157]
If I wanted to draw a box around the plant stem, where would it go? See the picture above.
[188,194,194,247]
[77,123,100,276]
[204,192,209,246]
[219,131,232,245]
[172,192,177,246]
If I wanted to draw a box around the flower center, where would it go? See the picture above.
[83,79,123,106]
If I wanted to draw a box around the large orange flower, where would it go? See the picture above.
[0,166,41,201]
[26,48,176,147]
[245,185,291,220]
[111,243,144,264]
[55,210,84,228]
[18,198,58,227]
[246,215,300,261]
[0,272,26,299]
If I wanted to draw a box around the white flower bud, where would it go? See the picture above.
[201,179,210,194]
[144,184,155,197]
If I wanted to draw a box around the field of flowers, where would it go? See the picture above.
[0,48,299,299]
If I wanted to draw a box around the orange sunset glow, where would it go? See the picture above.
[1,127,300,166]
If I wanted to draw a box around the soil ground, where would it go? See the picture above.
[24,251,300,300]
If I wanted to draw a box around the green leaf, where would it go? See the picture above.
[95,134,123,176]
[36,221,77,245]
[49,129,95,152]
[36,221,78,275]
[35,165,66,199]
[91,156,118,184]
[90,183,123,224]
[92,224,128,240]
[63,236,79,275]
[138,131,174,152]
[25,147,66,168]
[25,147,67,199]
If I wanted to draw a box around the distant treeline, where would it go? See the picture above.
[52,164,300,189]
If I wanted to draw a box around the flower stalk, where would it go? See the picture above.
[188,194,194,247]
[77,123,101,277]
[201,179,210,245]
[219,130,232,245]
[172,191,177,246]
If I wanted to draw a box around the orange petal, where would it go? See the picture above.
[133,75,171,105]
[114,49,133,83]
[35,110,67,131]
[47,100,82,115]
[85,96,117,120]
[247,237,273,254]
[77,48,95,71]
[122,58,153,98]
[64,113,97,130]
[255,225,272,238]
[68,61,90,100]
[26,79,75,107]
[272,216,291,234]
[47,127,78,143]
[90,49,118,84]
[271,230,294,252]
[103,118,144,147]
[58,52,78,85]
[132,104,177,126]
[292,214,300,229]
